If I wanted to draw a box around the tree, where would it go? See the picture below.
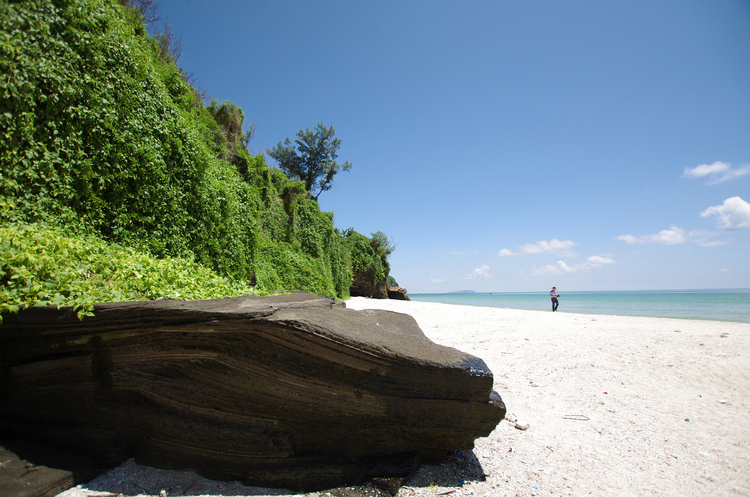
[121,0,162,25]
[269,123,352,201]
[370,231,395,258]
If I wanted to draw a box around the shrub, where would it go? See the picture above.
[343,229,391,284]
[0,223,256,323]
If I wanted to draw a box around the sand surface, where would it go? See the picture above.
[58,298,750,497]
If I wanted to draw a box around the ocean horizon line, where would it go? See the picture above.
[406,288,750,324]
[412,287,750,295]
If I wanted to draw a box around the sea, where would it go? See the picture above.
[409,289,750,324]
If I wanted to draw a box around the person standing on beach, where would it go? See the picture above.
[550,286,560,312]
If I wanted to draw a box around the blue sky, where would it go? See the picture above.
[156,0,750,293]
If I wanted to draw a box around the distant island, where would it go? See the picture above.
[448,290,477,294]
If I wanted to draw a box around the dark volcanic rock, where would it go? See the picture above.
[388,287,411,301]
[0,292,505,491]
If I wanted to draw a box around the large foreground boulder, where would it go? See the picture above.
[0,292,505,491]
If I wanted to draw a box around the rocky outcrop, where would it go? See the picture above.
[388,287,411,301]
[374,277,389,299]
[349,270,372,297]
[350,271,389,299]
[0,292,505,491]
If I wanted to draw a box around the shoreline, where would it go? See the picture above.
[58,297,750,496]
[408,288,750,324]
[408,299,750,325]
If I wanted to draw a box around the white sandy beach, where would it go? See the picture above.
[59,298,750,497]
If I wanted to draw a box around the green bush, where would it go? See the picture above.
[343,229,391,284]
[0,222,256,323]
[254,240,335,297]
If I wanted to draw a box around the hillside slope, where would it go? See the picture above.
[1,0,359,300]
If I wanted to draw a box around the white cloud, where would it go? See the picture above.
[699,239,730,247]
[531,263,559,276]
[498,239,578,257]
[467,264,491,279]
[522,239,578,255]
[430,278,445,283]
[721,167,750,182]
[683,161,750,185]
[653,226,687,244]
[532,254,615,276]
[616,225,687,245]
[683,161,730,178]
[700,196,750,230]
[617,224,734,246]
[586,255,616,266]
[532,261,583,276]
[614,234,639,244]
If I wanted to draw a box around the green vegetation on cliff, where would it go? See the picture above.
[0,222,254,323]
[343,230,394,286]
[0,0,389,320]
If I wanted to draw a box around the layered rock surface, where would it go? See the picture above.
[0,292,505,491]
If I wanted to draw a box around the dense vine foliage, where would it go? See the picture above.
[0,222,255,323]
[0,0,391,322]
[343,229,392,285]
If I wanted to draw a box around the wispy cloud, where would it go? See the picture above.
[586,254,616,266]
[616,223,730,246]
[430,278,445,283]
[451,250,477,256]
[699,239,731,247]
[532,261,582,276]
[531,254,615,276]
[466,264,491,279]
[616,225,688,245]
[682,161,750,185]
[700,196,750,230]
[498,239,578,257]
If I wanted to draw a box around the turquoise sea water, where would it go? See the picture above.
[409,289,750,323]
